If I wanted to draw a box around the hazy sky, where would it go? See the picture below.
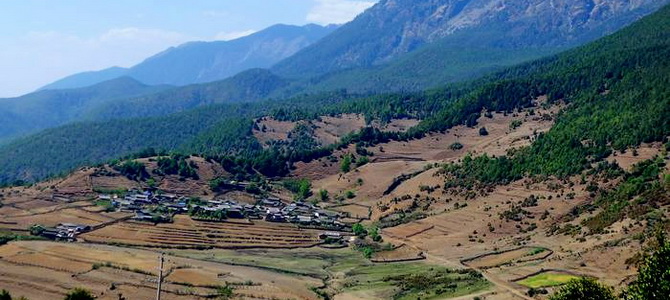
[0,0,377,97]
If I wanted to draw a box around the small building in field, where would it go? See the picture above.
[293,215,313,225]
[56,223,91,233]
[226,208,245,219]
[266,214,286,222]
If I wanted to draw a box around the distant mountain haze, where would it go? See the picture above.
[37,67,129,91]
[85,69,289,121]
[40,24,337,90]
[0,77,172,141]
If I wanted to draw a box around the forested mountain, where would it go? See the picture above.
[15,0,665,139]
[37,67,129,91]
[272,0,669,91]
[85,69,290,120]
[1,4,668,185]
[41,0,668,96]
[0,77,172,142]
[41,24,337,90]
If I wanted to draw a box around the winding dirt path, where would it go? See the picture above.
[423,252,534,300]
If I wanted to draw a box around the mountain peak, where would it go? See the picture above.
[39,23,338,91]
[272,0,669,78]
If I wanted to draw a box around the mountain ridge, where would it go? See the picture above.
[0,76,173,141]
[40,23,337,90]
[271,0,669,79]
[1,3,668,184]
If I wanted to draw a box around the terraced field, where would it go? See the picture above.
[371,244,425,262]
[463,247,552,269]
[80,216,323,249]
[0,241,321,300]
[0,197,131,233]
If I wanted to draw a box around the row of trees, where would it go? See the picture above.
[155,154,199,179]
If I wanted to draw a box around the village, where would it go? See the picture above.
[32,188,350,243]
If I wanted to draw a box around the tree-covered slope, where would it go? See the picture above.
[0,91,364,184]
[423,3,670,181]
[22,0,668,133]
[1,4,668,185]
[0,77,172,142]
[85,68,290,121]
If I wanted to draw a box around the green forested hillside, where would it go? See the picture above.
[0,77,171,142]
[434,4,670,181]
[0,105,258,184]
[0,92,365,184]
[85,69,290,120]
[0,5,669,185]
[296,45,558,94]
[7,0,664,149]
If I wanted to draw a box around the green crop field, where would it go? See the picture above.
[517,272,579,288]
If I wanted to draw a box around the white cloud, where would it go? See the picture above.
[202,10,229,18]
[213,29,257,41]
[99,27,186,43]
[0,28,193,97]
[306,0,376,25]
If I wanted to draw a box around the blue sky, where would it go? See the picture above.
[0,0,377,97]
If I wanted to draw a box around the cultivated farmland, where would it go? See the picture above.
[80,215,323,249]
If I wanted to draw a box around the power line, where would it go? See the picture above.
[156,252,165,300]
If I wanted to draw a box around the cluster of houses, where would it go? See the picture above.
[101,190,183,211]
[99,190,347,230]
[34,223,92,241]
[256,198,345,229]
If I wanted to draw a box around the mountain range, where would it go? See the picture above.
[0,77,171,142]
[42,0,668,95]
[272,0,668,81]
[0,0,669,184]
[40,24,337,90]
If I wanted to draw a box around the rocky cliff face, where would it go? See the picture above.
[273,0,668,77]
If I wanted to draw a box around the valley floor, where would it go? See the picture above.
[0,107,668,300]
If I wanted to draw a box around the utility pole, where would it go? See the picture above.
[156,252,165,300]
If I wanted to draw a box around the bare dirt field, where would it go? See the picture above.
[371,244,424,262]
[330,204,371,219]
[0,198,130,232]
[316,159,428,205]
[299,103,666,299]
[254,114,368,147]
[1,101,666,300]
[463,247,551,269]
[606,142,664,171]
[0,241,321,300]
[369,106,560,163]
[313,114,367,145]
[304,103,561,220]
[255,114,419,149]
[253,117,296,145]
